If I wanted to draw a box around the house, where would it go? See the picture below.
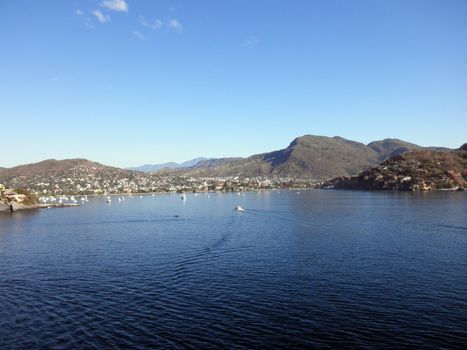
[3,189,27,203]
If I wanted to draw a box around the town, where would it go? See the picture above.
[1,170,317,201]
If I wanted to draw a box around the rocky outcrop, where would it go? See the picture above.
[0,188,40,212]
[321,147,466,191]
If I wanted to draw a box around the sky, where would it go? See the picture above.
[0,0,466,168]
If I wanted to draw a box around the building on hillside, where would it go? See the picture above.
[3,189,27,203]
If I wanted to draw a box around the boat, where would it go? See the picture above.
[181,193,187,200]
[106,196,112,203]
[234,205,245,212]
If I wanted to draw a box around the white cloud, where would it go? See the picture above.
[100,0,128,13]
[75,9,83,16]
[244,36,259,48]
[93,10,110,23]
[139,16,163,30]
[167,19,183,33]
[132,31,146,40]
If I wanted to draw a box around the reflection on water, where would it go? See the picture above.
[0,191,466,348]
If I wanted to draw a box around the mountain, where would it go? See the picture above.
[368,138,423,160]
[0,159,150,195]
[321,145,466,191]
[0,158,121,177]
[0,136,454,183]
[163,135,446,180]
[368,138,450,161]
[128,157,209,172]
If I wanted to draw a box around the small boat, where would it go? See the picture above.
[81,197,86,201]
[234,205,245,212]
[181,193,187,200]
[139,195,143,199]
[106,196,112,204]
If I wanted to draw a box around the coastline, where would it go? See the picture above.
[0,202,80,213]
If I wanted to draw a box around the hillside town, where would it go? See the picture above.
[0,171,315,199]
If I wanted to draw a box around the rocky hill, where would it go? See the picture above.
[0,159,118,177]
[164,135,449,180]
[321,146,466,191]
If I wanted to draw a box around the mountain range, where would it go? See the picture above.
[157,135,450,179]
[127,157,209,172]
[0,135,452,181]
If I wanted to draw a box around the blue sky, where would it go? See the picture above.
[1,0,466,168]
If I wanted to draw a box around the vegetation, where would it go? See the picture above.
[14,188,39,205]
[162,135,450,180]
[322,147,466,191]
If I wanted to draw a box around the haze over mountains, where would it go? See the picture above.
[0,135,451,181]
[127,158,209,173]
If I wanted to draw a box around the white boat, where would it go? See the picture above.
[181,193,187,200]
[106,196,112,203]
[81,197,86,201]
[234,205,245,212]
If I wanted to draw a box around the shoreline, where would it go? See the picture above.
[2,187,464,213]
[0,202,80,213]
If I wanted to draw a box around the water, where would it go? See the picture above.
[1,191,466,349]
